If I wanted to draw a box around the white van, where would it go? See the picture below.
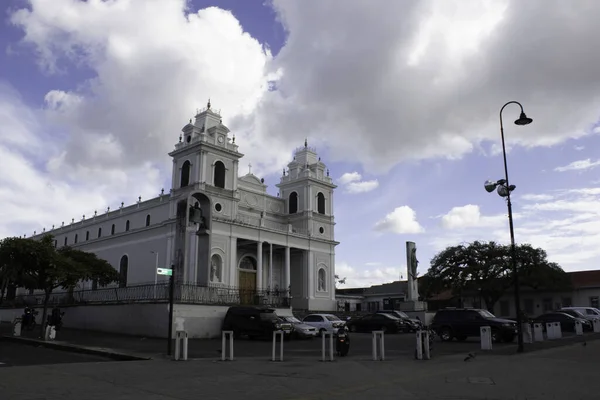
[560,307,600,321]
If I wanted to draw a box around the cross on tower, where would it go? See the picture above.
[248,163,252,174]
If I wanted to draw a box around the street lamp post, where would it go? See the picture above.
[484,100,533,354]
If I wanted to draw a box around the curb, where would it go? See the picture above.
[0,335,152,362]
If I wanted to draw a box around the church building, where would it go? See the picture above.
[29,102,339,313]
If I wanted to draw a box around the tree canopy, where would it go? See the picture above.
[0,234,120,336]
[423,241,571,311]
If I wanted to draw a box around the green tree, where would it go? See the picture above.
[0,237,39,304]
[426,241,570,312]
[0,235,120,337]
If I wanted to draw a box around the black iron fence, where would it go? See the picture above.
[0,283,291,309]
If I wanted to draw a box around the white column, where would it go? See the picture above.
[229,237,237,286]
[195,152,201,184]
[257,242,263,291]
[269,243,273,290]
[186,230,197,284]
[201,151,207,183]
[329,190,334,216]
[308,250,315,299]
[284,246,291,293]
[330,250,336,301]
[233,160,239,191]
[171,159,178,190]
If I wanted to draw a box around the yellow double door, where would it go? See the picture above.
[239,271,256,305]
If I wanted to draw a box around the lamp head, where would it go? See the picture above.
[515,112,533,126]
[497,185,510,197]
[484,180,497,193]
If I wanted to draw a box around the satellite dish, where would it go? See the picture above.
[484,180,497,193]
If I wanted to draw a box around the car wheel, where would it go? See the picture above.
[439,327,453,341]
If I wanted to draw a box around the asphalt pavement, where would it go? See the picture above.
[0,340,109,367]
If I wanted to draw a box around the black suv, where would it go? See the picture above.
[222,306,292,339]
[430,308,517,343]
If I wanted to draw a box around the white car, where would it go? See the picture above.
[561,307,600,321]
[302,313,345,334]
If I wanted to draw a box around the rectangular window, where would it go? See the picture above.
[590,296,599,309]
[524,299,534,315]
[355,303,362,312]
[542,298,553,312]
[561,297,572,307]
[499,301,510,316]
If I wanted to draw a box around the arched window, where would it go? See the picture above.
[239,256,257,271]
[145,214,151,227]
[210,254,223,282]
[214,161,226,188]
[119,255,128,288]
[85,231,90,241]
[64,237,68,246]
[318,268,327,292]
[180,160,191,187]
[111,224,115,235]
[317,192,326,214]
[97,227,102,238]
[74,234,78,244]
[289,192,298,214]
[125,220,130,232]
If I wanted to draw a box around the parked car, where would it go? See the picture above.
[376,310,422,332]
[560,307,600,321]
[222,306,293,339]
[533,312,592,332]
[430,308,517,343]
[302,314,346,334]
[346,313,404,333]
[278,316,318,339]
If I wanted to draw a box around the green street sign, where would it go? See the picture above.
[157,268,173,276]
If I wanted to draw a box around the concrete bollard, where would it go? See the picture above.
[321,331,334,362]
[554,322,562,339]
[174,330,188,361]
[480,326,492,350]
[44,325,57,341]
[221,331,234,361]
[575,321,583,336]
[272,330,284,362]
[372,331,385,361]
[592,319,600,333]
[533,323,544,342]
[13,319,22,337]
[522,323,533,344]
[415,330,431,360]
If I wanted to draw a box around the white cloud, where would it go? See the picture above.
[431,187,600,270]
[554,159,600,172]
[574,145,585,151]
[9,0,280,178]
[241,0,600,173]
[335,261,401,288]
[374,206,425,234]
[520,193,555,202]
[337,172,379,194]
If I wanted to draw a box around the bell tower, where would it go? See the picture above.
[167,101,244,285]
[276,139,336,239]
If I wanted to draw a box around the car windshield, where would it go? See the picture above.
[395,311,410,318]
[260,311,277,321]
[478,310,496,318]
[285,317,301,323]
[326,315,341,321]
[384,314,401,320]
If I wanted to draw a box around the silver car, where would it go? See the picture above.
[279,316,318,339]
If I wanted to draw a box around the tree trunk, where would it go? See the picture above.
[0,279,7,305]
[40,289,52,339]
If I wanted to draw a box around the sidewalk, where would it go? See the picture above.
[3,322,600,361]
[0,339,599,399]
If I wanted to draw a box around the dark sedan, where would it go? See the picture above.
[346,313,404,333]
[533,312,592,332]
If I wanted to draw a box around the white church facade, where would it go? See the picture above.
[15,103,339,327]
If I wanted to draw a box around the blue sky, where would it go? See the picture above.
[1,0,600,288]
